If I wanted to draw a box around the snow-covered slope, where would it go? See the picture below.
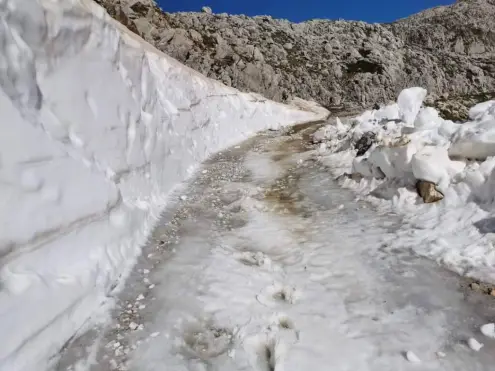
[0,1,327,370]
[315,87,495,285]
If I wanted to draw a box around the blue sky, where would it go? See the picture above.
[157,0,454,23]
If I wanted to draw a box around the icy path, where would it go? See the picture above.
[61,124,495,371]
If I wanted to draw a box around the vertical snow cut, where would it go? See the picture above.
[0,0,327,370]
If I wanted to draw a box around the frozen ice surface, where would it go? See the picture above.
[60,126,495,371]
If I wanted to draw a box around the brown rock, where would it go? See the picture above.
[416,180,444,203]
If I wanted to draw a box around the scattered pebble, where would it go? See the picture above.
[470,282,481,291]
[468,337,484,351]
[150,332,160,338]
[180,195,188,201]
[436,351,446,358]
[149,284,155,289]
[481,323,495,338]
[405,351,421,363]
[129,322,138,331]
[138,304,146,310]
[338,204,344,210]
[136,294,145,301]
[202,170,208,174]
[143,269,150,275]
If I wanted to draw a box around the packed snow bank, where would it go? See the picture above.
[0,1,327,370]
[314,87,495,284]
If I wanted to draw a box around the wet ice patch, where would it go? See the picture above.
[244,152,284,183]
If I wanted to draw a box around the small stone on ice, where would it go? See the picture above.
[149,284,155,289]
[143,269,150,275]
[338,204,344,210]
[180,195,188,201]
[136,294,145,301]
[138,324,144,330]
[481,323,495,338]
[202,170,208,174]
[405,351,421,363]
[139,304,146,310]
[436,351,446,358]
[129,322,138,331]
[468,337,484,351]
[150,332,160,338]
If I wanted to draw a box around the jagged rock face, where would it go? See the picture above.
[416,180,444,204]
[98,0,495,113]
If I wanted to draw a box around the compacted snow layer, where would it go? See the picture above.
[0,1,326,369]
[65,128,495,371]
[314,88,495,284]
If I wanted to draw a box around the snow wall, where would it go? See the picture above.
[0,1,328,369]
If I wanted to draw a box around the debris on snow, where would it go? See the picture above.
[416,180,444,203]
[436,351,446,358]
[314,87,495,282]
[481,323,495,338]
[468,338,484,351]
[405,351,421,363]
[129,322,139,331]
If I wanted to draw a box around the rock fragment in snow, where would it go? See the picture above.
[436,351,446,358]
[355,132,376,156]
[405,351,421,363]
[468,337,484,351]
[480,323,495,338]
[129,322,138,330]
[416,180,444,203]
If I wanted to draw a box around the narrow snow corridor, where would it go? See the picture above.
[61,123,495,371]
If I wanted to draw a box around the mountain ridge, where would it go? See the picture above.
[97,0,495,119]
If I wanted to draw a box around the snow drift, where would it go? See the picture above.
[0,1,327,370]
[315,87,495,285]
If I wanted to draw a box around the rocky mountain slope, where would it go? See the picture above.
[97,0,495,117]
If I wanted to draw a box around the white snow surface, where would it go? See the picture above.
[0,1,327,370]
[316,87,495,284]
